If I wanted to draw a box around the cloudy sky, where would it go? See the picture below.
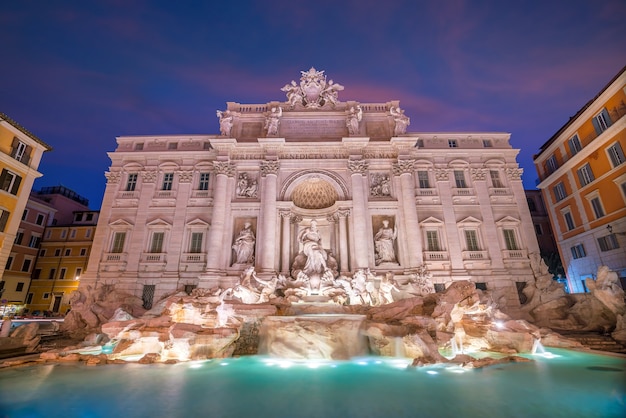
[1,0,624,208]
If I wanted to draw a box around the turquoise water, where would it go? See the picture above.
[0,349,624,418]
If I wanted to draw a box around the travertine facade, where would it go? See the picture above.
[82,68,539,314]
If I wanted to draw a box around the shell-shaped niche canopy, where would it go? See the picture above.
[291,177,338,209]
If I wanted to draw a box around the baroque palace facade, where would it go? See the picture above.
[82,68,539,314]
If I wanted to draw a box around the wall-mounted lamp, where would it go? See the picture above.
[607,224,626,236]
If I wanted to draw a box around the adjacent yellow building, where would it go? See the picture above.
[0,113,51,305]
[534,66,626,293]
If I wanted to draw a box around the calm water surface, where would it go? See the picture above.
[0,349,624,418]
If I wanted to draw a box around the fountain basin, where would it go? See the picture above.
[258,314,368,360]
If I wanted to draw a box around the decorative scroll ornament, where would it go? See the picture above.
[261,160,280,176]
[105,170,121,184]
[506,168,523,180]
[434,169,450,181]
[281,67,344,109]
[141,170,158,183]
[348,159,369,174]
[213,161,235,176]
[470,168,487,181]
[177,170,194,183]
[392,159,415,175]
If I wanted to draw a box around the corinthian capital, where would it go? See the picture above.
[213,161,235,176]
[505,167,523,180]
[392,159,415,175]
[261,160,280,176]
[348,159,368,174]
[105,170,121,184]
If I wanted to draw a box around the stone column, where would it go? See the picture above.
[507,167,540,255]
[337,209,350,273]
[205,161,234,273]
[164,170,194,276]
[471,168,504,268]
[348,159,370,269]
[280,210,291,275]
[435,168,465,271]
[393,159,423,268]
[258,160,279,273]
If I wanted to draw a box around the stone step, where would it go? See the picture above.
[557,332,626,354]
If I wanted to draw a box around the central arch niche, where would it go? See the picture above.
[280,169,349,207]
[291,177,338,209]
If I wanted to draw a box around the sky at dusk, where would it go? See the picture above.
[1,0,624,209]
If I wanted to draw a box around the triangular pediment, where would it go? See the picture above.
[496,216,520,225]
[186,218,209,227]
[458,216,482,226]
[420,216,444,226]
[109,219,133,227]
[146,218,172,228]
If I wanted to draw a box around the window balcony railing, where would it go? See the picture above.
[141,253,166,263]
[104,253,127,263]
[191,190,210,198]
[489,187,509,196]
[502,249,527,259]
[462,250,488,260]
[416,188,437,196]
[155,191,174,199]
[452,188,474,196]
[182,253,206,263]
[119,191,139,199]
[424,251,448,260]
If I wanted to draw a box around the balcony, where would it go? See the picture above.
[141,253,166,263]
[424,251,448,260]
[502,249,527,259]
[182,253,206,263]
[462,250,489,260]
[101,252,127,272]
[451,188,476,204]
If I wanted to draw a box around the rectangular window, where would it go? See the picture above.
[162,173,174,191]
[503,229,518,250]
[39,249,46,257]
[26,293,33,304]
[454,170,467,188]
[22,210,28,221]
[590,197,605,219]
[448,139,458,148]
[70,229,76,238]
[142,285,156,309]
[168,142,178,150]
[10,139,29,164]
[111,232,126,253]
[564,212,575,230]
[60,230,67,239]
[464,230,480,251]
[482,139,492,148]
[126,173,138,191]
[54,249,61,257]
[607,142,625,167]
[28,235,41,248]
[36,213,45,225]
[75,268,82,279]
[80,248,87,256]
[74,213,83,222]
[85,229,91,238]
[434,283,446,293]
[21,259,31,272]
[59,268,66,279]
[135,143,144,150]
[190,232,203,253]
[598,234,619,252]
[0,209,10,232]
[48,268,56,279]
[593,108,611,134]
[534,224,543,235]
[546,155,559,173]
[417,171,430,188]
[86,213,94,221]
[198,173,210,190]
[568,135,582,155]
[0,169,22,195]
[577,163,595,187]
[426,230,440,251]
[64,248,71,256]
[490,170,504,188]
[570,244,586,259]
[16,282,24,292]
[5,256,13,270]
[33,269,41,279]
[43,292,50,299]
[15,231,24,245]
[553,182,567,202]
[150,232,164,253]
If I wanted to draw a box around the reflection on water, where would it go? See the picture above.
[0,349,624,418]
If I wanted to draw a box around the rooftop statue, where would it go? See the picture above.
[216,110,233,136]
[281,67,344,109]
[390,106,410,135]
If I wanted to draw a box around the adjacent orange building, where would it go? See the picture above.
[534,66,626,292]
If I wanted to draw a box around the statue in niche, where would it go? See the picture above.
[290,220,338,292]
[265,106,283,137]
[232,222,256,264]
[216,110,233,137]
[374,219,398,265]
[390,106,410,135]
[235,173,258,198]
[346,105,363,135]
[370,174,391,197]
